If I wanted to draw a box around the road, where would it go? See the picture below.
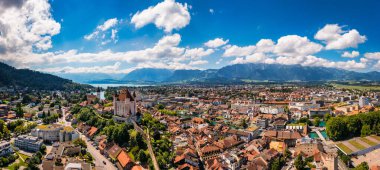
[61,107,116,170]
[338,159,349,170]
[132,121,160,170]
[80,133,117,170]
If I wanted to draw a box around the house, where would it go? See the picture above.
[86,126,98,138]
[107,144,122,161]
[117,149,134,170]
[263,130,302,147]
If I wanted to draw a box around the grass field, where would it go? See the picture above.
[332,83,380,91]
[349,140,366,150]
[360,137,377,146]
[336,143,353,154]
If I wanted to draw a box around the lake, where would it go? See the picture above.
[89,84,155,88]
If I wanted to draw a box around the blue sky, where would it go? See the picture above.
[1,0,380,74]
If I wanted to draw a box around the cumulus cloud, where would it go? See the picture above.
[84,18,119,45]
[38,62,134,74]
[226,34,367,71]
[274,35,323,57]
[204,38,229,48]
[364,52,380,60]
[189,60,208,65]
[0,0,60,55]
[315,24,366,50]
[131,0,190,32]
[183,48,214,60]
[223,45,256,57]
[11,33,214,73]
[0,0,25,14]
[342,51,359,58]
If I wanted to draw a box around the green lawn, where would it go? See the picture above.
[332,83,380,91]
[17,152,30,161]
[336,143,353,154]
[360,137,377,146]
[349,140,366,150]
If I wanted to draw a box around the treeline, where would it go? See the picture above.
[326,111,380,141]
[0,62,90,90]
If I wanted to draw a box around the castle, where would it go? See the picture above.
[113,89,137,118]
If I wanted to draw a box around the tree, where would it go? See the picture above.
[271,157,282,170]
[73,138,87,148]
[16,103,24,118]
[354,162,369,170]
[361,124,372,137]
[294,155,305,170]
[324,113,331,121]
[326,117,347,141]
[313,117,321,127]
[138,150,148,164]
[241,118,248,129]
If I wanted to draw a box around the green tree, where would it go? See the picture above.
[313,117,321,127]
[294,155,305,170]
[326,117,347,141]
[361,124,372,137]
[16,103,24,118]
[324,113,331,121]
[271,157,282,170]
[354,162,369,170]
[137,150,148,164]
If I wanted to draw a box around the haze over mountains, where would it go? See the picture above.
[54,63,380,84]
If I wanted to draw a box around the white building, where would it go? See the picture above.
[289,102,320,111]
[359,96,370,108]
[113,89,137,118]
[31,124,79,142]
[14,135,43,152]
[259,105,284,114]
[0,141,13,156]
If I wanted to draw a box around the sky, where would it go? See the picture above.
[1,0,380,74]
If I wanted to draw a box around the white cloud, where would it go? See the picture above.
[84,18,119,44]
[364,52,380,60]
[342,51,359,58]
[0,0,60,55]
[183,48,214,60]
[315,24,366,50]
[189,60,208,65]
[209,9,214,14]
[255,39,275,53]
[131,0,190,33]
[204,38,229,48]
[38,62,134,74]
[223,45,256,57]
[274,35,323,57]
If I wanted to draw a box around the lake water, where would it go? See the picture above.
[89,84,154,88]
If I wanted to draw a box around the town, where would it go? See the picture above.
[1,83,380,170]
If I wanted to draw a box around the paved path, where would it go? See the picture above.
[132,121,160,170]
[316,130,326,142]
[80,133,117,170]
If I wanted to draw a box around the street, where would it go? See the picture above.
[61,107,116,170]
[80,134,117,170]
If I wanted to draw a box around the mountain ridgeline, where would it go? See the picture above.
[0,62,88,90]
[119,63,380,83]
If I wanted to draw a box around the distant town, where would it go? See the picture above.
[0,83,379,170]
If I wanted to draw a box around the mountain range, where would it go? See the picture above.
[79,63,380,84]
[0,62,89,90]
[2,62,380,86]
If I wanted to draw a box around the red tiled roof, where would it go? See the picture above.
[117,150,133,168]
